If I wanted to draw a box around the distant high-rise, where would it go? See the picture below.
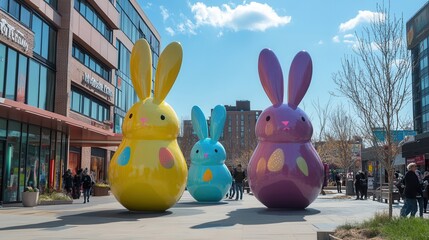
[179,100,262,167]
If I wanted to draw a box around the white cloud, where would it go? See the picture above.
[189,2,291,32]
[339,10,384,32]
[166,27,175,36]
[343,33,355,39]
[160,6,169,21]
[318,40,324,45]
[177,18,197,35]
[332,35,340,43]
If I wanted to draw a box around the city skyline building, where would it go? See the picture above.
[402,2,429,171]
[179,100,261,168]
[0,0,160,203]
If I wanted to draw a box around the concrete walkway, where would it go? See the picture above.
[0,190,424,240]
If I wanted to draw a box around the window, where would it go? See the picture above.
[420,38,428,54]
[44,0,58,10]
[71,88,110,122]
[74,0,113,42]
[116,0,160,54]
[26,59,55,111]
[32,15,57,64]
[20,6,30,27]
[16,54,28,102]
[27,60,40,107]
[0,44,6,97]
[9,0,19,20]
[5,48,17,100]
[72,43,111,81]
[420,56,428,71]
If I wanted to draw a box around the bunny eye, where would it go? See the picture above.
[196,150,199,153]
[266,116,271,121]
[301,116,305,122]
[214,149,218,153]
[129,113,133,119]
[160,115,166,120]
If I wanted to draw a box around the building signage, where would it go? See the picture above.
[0,11,33,56]
[0,18,29,51]
[82,73,113,98]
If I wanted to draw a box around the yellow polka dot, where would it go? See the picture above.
[296,157,308,176]
[256,158,266,176]
[267,148,284,172]
[203,169,213,182]
[265,123,274,136]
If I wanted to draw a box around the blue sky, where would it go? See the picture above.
[137,0,426,132]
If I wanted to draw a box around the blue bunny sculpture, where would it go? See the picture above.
[187,105,232,202]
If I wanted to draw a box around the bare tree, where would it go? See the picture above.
[312,98,332,143]
[328,105,358,175]
[332,2,411,218]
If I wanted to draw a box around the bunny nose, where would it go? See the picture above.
[282,121,290,130]
[204,153,209,159]
[140,117,148,124]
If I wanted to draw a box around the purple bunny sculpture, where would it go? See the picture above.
[247,49,324,209]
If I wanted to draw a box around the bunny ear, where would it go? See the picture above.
[288,51,312,109]
[210,105,226,143]
[130,39,152,100]
[258,48,284,106]
[191,106,208,140]
[154,42,183,103]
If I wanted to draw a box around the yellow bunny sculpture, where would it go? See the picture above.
[108,39,187,211]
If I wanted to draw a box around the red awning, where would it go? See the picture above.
[0,98,122,147]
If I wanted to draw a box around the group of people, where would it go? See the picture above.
[400,163,429,218]
[226,164,247,201]
[63,168,94,203]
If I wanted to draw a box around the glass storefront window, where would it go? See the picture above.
[91,148,106,182]
[4,121,21,202]
[27,125,40,189]
[39,128,50,193]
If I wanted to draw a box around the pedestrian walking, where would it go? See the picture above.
[335,172,342,193]
[400,163,422,218]
[82,169,92,203]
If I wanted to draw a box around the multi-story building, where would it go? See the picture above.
[179,100,261,168]
[0,0,160,203]
[402,2,429,171]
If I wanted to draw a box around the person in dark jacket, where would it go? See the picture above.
[335,172,342,193]
[82,169,92,203]
[233,164,246,201]
[72,169,82,199]
[400,163,423,217]
[354,171,362,200]
[63,169,73,197]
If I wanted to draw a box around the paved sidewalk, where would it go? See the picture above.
[0,190,423,240]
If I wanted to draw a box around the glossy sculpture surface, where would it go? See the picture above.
[247,49,324,209]
[108,39,187,211]
[187,105,232,202]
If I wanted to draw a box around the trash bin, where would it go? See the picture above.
[346,179,355,195]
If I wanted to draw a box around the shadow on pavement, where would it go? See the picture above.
[174,201,228,208]
[191,207,320,229]
[0,209,173,231]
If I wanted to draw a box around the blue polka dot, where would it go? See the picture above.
[118,147,131,166]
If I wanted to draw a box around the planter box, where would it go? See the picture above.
[39,200,73,205]
[93,186,109,196]
[22,192,39,207]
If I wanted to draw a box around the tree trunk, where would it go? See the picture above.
[388,167,394,218]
